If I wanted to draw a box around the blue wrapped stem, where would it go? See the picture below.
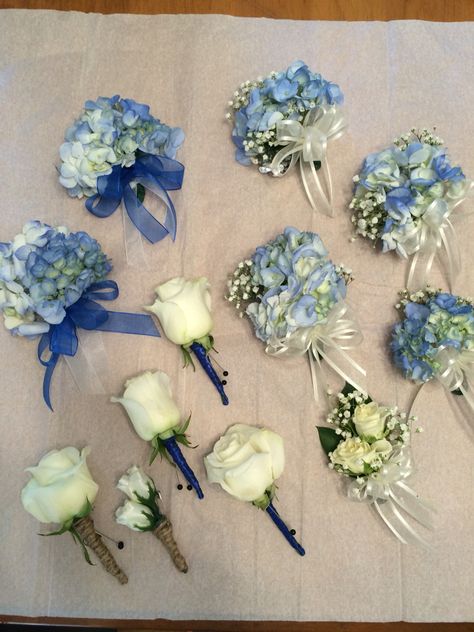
[265,502,305,556]
[161,436,204,499]
[190,342,229,406]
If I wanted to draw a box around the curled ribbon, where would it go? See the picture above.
[265,301,366,404]
[85,153,184,244]
[347,446,435,546]
[269,105,346,215]
[402,181,474,291]
[37,280,160,410]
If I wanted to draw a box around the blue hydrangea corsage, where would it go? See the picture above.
[226,226,366,403]
[350,128,472,290]
[59,96,185,259]
[317,383,434,546]
[0,221,160,409]
[227,60,345,215]
[391,287,474,417]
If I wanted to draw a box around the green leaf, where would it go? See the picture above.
[452,388,463,396]
[70,527,94,566]
[313,160,321,171]
[39,523,71,537]
[181,346,195,370]
[136,183,145,204]
[317,426,342,456]
[341,381,357,398]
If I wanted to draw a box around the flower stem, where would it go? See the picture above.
[153,517,188,573]
[73,515,128,584]
[162,436,204,499]
[265,502,305,556]
[190,342,229,405]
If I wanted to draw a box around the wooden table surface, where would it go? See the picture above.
[0,0,473,21]
[1,1,473,630]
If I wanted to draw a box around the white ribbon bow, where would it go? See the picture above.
[265,301,366,403]
[402,181,474,291]
[436,346,474,413]
[347,446,435,546]
[269,105,346,215]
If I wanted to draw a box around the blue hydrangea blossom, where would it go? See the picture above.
[227,227,351,343]
[349,128,466,256]
[227,61,343,171]
[59,96,185,198]
[391,288,474,382]
[0,221,111,336]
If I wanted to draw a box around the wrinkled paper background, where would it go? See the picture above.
[0,10,473,622]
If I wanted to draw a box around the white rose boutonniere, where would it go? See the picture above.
[146,277,229,405]
[205,424,305,556]
[112,370,203,499]
[115,466,188,573]
[317,383,434,546]
[21,447,127,584]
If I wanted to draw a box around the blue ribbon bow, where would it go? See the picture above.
[37,280,160,410]
[85,154,184,243]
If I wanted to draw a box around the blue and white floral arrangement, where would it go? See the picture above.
[226,227,365,401]
[317,383,434,546]
[0,221,159,409]
[59,96,185,261]
[391,286,474,416]
[227,61,346,214]
[350,128,472,289]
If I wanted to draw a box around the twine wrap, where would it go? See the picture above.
[74,515,128,584]
[153,518,188,573]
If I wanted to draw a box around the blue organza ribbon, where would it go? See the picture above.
[85,154,184,243]
[37,280,160,410]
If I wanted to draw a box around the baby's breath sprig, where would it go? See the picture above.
[348,182,386,244]
[395,286,474,311]
[335,264,354,286]
[225,259,261,317]
[393,127,443,151]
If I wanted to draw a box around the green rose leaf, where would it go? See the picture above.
[317,427,342,456]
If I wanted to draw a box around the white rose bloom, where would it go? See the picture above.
[145,277,213,346]
[115,500,154,531]
[204,424,285,503]
[111,370,181,441]
[21,447,98,525]
[117,465,155,501]
[354,402,389,441]
[330,437,393,474]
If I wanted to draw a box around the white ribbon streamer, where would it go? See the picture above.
[269,105,346,215]
[122,203,147,268]
[402,181,474,291]
[63,330,107,396]
[265,301,366,404]
[347,446,435,546]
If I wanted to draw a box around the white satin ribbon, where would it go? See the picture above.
[122,203,147,268]
[269,105,346,215]
[347,446,435,546]
[436,346,474,414]
[63,330,107,396]
[265,301,366,404]
[403,181,474,291]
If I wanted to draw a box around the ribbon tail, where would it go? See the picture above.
[439,221,461,292]
[315,342,367,395]
[42,352,59,411]
[94,311,160,337]
[63,330,107,396]
[308,348,328,405]
[123,180,175,245]
[122,202,147,268]
[374,499,431,547]
[390,484,435,529]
